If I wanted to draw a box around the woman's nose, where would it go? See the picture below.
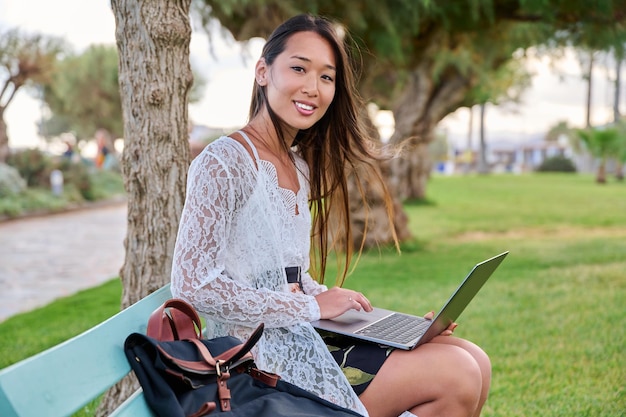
[301,75,318,96]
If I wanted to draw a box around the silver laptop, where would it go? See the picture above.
[312,251,508,350]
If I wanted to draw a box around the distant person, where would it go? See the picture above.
[94,128,119,170]
[62,139,74,159]
[171,14,491,417]
[94,129,111,169]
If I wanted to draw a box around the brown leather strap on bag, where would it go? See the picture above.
[188,402,216,417]
[216,323,264,364]
[155,324,265,373]
[146,298,266,412]
[147,298,203,341]
[216,362,232,411]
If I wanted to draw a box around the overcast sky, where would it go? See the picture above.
[0,0,621,150]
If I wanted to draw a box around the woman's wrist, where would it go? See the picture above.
[306,294,322,321]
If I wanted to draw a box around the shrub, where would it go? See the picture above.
[0,157,125,219]
[536,155,577,173]
[6,148,55,187]
[7,149,99,200]
[0,163,27,197]
[57,158,95,201]
[89,169,126,200]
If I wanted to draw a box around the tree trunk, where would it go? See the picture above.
[614,57,622,123]
[477,102,489,174]
[387,65,469,201]
[343,161,411,250]
[597,159,607,184]
[0,111,8,163]
[336,110,411,250]
[615,162,624,181]
[467,105,474,151]
[585,52,594,128]
[615,58,624,181]
[97,1,193,415]
[464,105,474,174]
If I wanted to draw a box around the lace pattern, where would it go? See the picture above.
[171,135,368,416]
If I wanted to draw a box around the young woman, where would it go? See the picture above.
[171,14,491,417]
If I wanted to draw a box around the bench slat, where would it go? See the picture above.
[0,285,171,417]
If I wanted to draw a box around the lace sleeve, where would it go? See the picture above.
[301,271,328,296]
[188,277,321,327]
[171,146,322,328]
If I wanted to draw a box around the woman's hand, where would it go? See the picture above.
[424,310,458,336]
[315,287,373,319]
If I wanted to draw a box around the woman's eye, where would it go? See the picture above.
[322,75,334,82]
[292,66,305,73]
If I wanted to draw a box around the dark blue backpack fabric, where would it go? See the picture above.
[124,332,364,417]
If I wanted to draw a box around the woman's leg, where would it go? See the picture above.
[428,336,492,417]
[358,338,484,417]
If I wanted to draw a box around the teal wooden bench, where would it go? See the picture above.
[0,285,172,417]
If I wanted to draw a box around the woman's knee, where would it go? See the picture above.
[362,343,483,416]
[432,336,492,383]
[408,344,483,416]
[443,347,483,410]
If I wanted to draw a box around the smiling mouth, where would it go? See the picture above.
[295,101,315,111]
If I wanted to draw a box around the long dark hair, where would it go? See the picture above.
[249,14,396,285]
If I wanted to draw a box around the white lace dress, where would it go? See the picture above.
[171,133,368,416]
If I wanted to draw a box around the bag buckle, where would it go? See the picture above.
[215,360,232,411]
[215,359,228,377]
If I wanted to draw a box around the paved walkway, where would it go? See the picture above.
[0,202,127,322]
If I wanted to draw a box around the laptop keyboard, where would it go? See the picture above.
[354,313,430,345]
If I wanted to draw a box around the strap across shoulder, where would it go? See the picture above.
[237,130,260,162]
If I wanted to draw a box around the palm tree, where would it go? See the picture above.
[613,121,626,181]
[575,127,622,183]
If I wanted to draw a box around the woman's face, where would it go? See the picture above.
[257,31,337,132]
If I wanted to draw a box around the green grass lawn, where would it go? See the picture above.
[1,173,624,416]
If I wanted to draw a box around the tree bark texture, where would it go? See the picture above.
[0,113,8,163]
[344,162,412,249]
[98,1,192,414]
[362,46,472,245]
[477,102,489,174]
[328,110,411,250]
[387,62,470,200]
[614,57,622,123]
[586,53,593,128]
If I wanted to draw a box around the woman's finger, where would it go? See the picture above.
[423,310,435,320]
